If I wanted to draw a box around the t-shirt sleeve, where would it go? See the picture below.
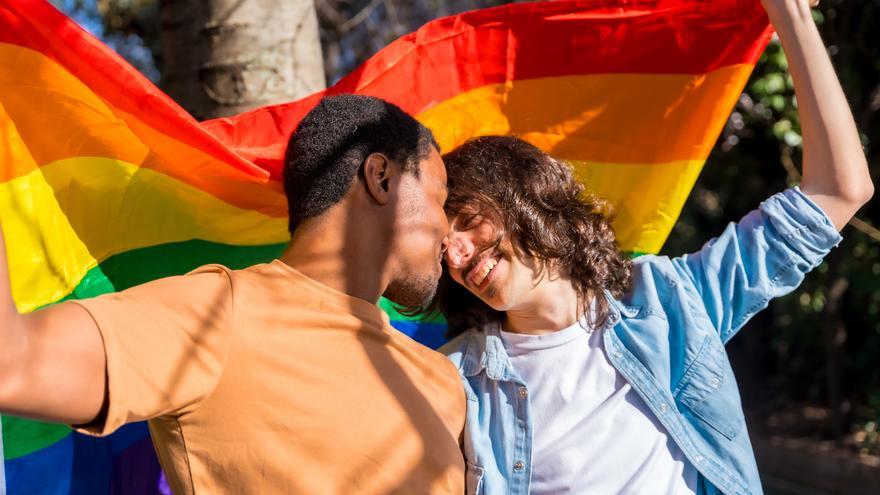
[70,265,234,436]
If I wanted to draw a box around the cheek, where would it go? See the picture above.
[477,222,496,240]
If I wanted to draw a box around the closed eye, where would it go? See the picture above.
[460,214,483,230]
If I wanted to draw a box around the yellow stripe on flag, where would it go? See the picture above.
[2,157,288,312]
[569,159,705,253]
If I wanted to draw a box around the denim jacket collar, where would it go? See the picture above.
[459,321,511,381]
[458,291,635,381]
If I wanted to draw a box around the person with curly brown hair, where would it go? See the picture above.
[436,1,873,494]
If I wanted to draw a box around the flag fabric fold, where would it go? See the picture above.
[0,0,771,492]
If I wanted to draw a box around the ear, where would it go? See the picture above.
[363,153,392,205]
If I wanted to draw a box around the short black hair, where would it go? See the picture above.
[283,94,439,232]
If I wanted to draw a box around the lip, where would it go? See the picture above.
[466,254,501,289]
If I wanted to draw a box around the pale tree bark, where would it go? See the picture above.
[159,0,325,120]
[317,0,509,83]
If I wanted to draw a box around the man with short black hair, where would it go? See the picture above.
[0,94,465,494]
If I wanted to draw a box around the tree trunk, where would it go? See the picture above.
[159,0,325,120]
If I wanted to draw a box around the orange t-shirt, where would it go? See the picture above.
[73,260,465,494]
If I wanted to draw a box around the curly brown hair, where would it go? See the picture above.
[434,136,632,338]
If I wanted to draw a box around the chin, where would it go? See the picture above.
[386,273,440,308]
[477,286,509,312]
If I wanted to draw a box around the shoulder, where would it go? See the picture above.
[630,254,676,275]
[439,328,483,373]
[187,263,236,278]
[190,262,301,300]
[621,255,679,294]
[75,264,236,311]
[614,255,705,314]
[180,263,238,290]
[189,263,263,286]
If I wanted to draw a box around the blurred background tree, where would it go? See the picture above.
[158,0,325,119]
[51,0,880,486]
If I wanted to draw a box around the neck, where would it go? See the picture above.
[503,277,583,335]
[278,211,390,304]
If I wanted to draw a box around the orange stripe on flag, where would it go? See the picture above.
[417,65,753,164]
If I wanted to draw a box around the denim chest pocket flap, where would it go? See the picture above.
[674,335,746,440]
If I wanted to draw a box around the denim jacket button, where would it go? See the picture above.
[659,403,668,413]
[518,387,528,399]
[513,461,525,472]
[710,377,721,388]
[613,350,622,359]
[695,455,704,464]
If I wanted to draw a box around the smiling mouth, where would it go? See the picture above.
[467,255,500,288]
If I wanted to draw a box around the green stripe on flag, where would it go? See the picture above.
[2,238,447,461]
[54,238,444,321]
[378,298,446,324]
[1,416,70,460]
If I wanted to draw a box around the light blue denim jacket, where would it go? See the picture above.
[441,188,842,495]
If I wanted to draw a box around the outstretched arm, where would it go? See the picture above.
[0,224,107,425]
[764,0,873,228]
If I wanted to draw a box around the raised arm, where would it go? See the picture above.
[0,223,108,425]
[764,0,874,228]
[669,0,869,342]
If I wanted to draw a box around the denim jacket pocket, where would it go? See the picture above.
[465,462,485,495]
[675,335,746,440]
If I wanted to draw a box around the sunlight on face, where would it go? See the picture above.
[384,148,449,308]
[443,211,543,312]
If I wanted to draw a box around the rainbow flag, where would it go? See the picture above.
[0,0,771,492]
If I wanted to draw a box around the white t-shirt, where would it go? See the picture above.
[500,320,698,494]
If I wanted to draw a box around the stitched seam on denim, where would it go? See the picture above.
[512,382,530,495]
[661,276,677,307]
[613,343,747,495]
[782,222,830,256]
[678,371,722,411]
[460,332,482,377]
[641,307,666,318]
[612,332,751,495]
[687,402,742,440]
[779,222,820,240]
[729,244,805,336]
[731,250,798,333]
[672,334,711,396]
[671,257,715,326]
[619,303,643,318]
[728,296,769,344]
[675,256,703,297]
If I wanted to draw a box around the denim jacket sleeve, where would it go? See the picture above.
[670,187,843,344]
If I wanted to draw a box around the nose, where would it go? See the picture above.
[444,231,473,269]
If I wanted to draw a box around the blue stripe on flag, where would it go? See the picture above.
[5,432,72,495]
[389,320,448,350]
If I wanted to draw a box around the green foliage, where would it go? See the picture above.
[663,1,880,449]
